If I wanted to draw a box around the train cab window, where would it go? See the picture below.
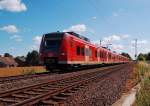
[76,46,80,55]
[85,48,89,56]
[81,47,85,56]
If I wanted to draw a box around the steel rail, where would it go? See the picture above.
[0,64,128,106]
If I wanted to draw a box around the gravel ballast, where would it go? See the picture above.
[64,63,133,106]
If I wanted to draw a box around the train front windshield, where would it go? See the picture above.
[44,33,64,51]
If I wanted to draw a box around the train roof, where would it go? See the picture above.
[44,32,129,59]
[66,32,90,42]
[44,31,90,42]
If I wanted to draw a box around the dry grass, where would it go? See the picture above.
[134,62,150,106]
[0,66,46,77]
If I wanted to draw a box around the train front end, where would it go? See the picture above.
[39,32,65,70]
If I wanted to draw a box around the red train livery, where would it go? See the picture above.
[39,32,129,70]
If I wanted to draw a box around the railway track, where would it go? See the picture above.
[0,64,128,106]
[0,72,53,84]
[0,64,117,84]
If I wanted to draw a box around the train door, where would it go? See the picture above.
[69,37,74,62]
[85,45,89,64]
[97,48,100,63]
[106,51,108,63]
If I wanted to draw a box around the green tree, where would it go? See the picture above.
[4,53,13,57]
[121,52,132,60]
[15,56,26,66]
[146,52,150,60]
[137,53,146,61]
[26,50,40,66]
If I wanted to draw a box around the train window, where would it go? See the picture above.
[101,51,103,58]
[104,52,106,58]
[103,51,105,58]
[85,48,89,56]
[76,46,80,55]
[109,54,111,59]
[100,50,102,58]
[81,47,85,56]
[89,48,92,57]
[95,50,97,57]
[97,51,100,57]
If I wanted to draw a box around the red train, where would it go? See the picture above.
[39,32,129,71]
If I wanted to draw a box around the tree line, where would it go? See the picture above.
[3,51,133,66]
[3,50,41,66]
[137,53,150,61]
[4,50,150,65]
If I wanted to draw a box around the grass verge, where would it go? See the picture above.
[0,66,47,77]
[134,62,150,106]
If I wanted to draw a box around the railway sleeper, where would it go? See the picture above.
[47,85,63,88]
[0,98,19,103]
[41,100,60,106]
[23,91,42,95]
[11,94,29,98]
[0,102,14,106]
[60,92,73,96]
[52,96,67,101]
[39,86,84,105]
[40,87,57,90]
[32,89,49,92]
[16,92,35,98]
[55,83,67,86]
[0,95,28,103]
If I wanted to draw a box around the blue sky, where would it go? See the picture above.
[0,0,150,58]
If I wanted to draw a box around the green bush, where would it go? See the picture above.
[135,62,150,106]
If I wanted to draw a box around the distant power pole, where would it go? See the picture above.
[100,40,102,47]
[135,39,138,60]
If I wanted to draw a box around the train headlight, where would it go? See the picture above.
[61,53,65,56]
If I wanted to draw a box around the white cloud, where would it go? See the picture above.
[121,34,129,39]
[15,38,22,42]
[33,36,42,46]
[32,36,42,50]
[92,34,129,47]
[131,39,148,47]
[137,40,147,44]
[92,16,97,20]
[0,25,19,33]
[142,48,150,53]
[30,45,38,51]
[0,0,27,12]
[113,12,119,17]
[102,34,129,45]
[103,35,121,42]
[10,35,22,42]
[63,24,87,34]
[111,44,124,50]
[10,35,20,39]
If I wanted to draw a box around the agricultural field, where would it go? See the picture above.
[0,66,47,77]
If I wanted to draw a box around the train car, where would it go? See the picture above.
[39,32,129,71]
